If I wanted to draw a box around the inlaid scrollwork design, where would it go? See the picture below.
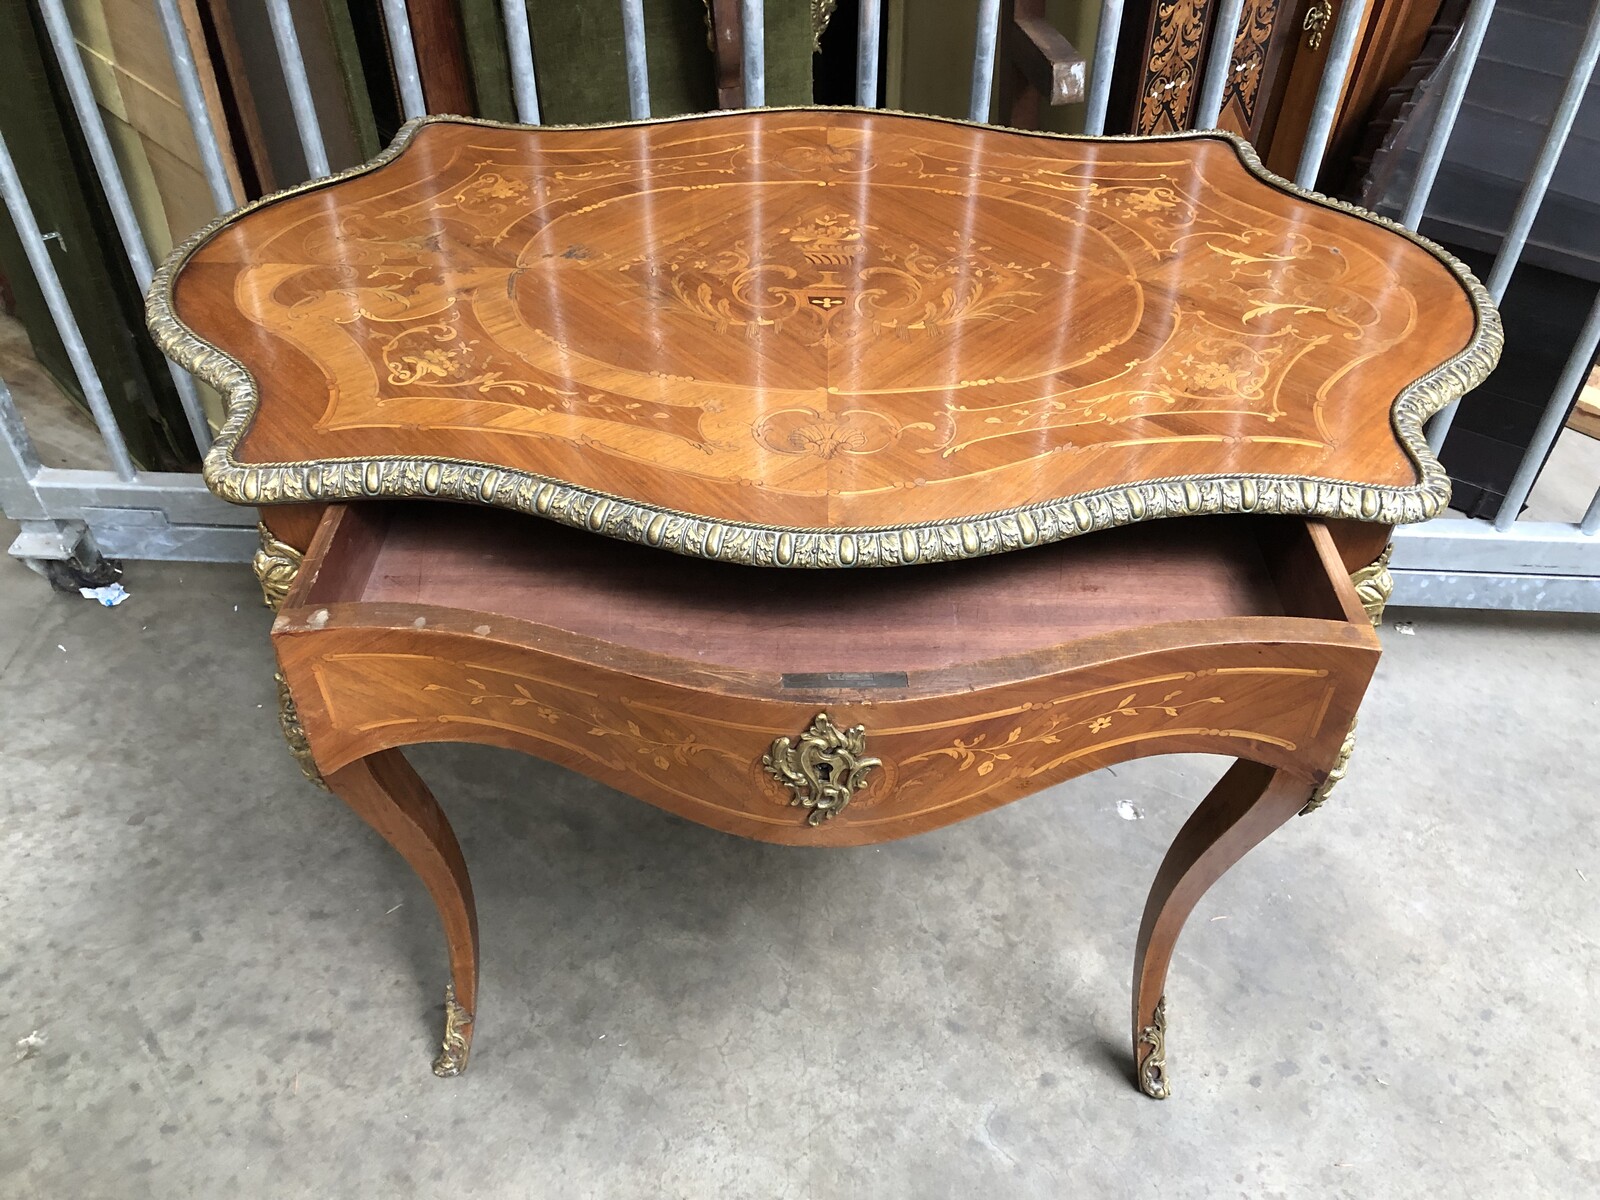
[1223,1,1283,127]
[1139,0,1209,132]
[148,112,1502,571]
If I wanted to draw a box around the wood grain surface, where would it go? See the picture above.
[161,110,1493,559]
[276,504,1378,847]
[271,501,1381,1085]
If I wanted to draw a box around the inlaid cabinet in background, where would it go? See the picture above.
[1106,0,1444,185]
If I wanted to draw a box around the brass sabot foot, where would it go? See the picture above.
[432,982,474,1077]
[1137,995,1170,1100]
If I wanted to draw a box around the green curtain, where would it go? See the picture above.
[326,1,815,160]
[527,0,815,124]
[460,0,518,121]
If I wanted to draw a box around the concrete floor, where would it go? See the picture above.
[1,531,1597,1199]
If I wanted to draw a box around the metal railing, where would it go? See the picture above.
[1385,0,1600,609]
[1,0,1596,609]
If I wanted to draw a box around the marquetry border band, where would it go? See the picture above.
[147,109,1503,571]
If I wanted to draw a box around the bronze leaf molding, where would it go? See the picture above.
[146,108,1503,571]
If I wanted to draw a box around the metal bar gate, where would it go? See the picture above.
[2,0,1597,609]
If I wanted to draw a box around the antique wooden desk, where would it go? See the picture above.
[149,110,1498,1099]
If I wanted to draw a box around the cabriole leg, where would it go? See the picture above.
[323,749,481,1076]
[1131,760,1316,1099]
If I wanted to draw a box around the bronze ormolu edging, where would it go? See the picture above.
[274,671,327,789]
[1300,718,1357,816]
[146,109,1503,570]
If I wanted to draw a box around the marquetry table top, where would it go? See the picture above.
[150,109,1499,568]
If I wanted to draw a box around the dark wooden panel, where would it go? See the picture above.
[402,0,475,114]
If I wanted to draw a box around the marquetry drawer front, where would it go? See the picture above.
[279,625,1360,848]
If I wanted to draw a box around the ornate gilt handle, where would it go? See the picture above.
[1303,0,1333,49]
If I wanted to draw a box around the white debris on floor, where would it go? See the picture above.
[14,1030,45,1062]
[78,582,130,607]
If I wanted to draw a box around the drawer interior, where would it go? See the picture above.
[288,502,1369,681]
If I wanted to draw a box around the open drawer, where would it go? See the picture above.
[272,503,1381,846]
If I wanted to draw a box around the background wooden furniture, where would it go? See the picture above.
[1106,0,1445,183]
[149,109,1499,1097]
[0,1,204,468]
[997,0,1089,130]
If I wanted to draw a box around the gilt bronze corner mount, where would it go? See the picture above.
[1300,720,1357,816]
[274,671,326,789]
[1351,546,1395,625]
[253,524,303,611]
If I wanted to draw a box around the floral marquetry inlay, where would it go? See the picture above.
[154,110,1498,568]
[618,201,1067,349]
[903,686,1230,778]
[308,648,1338,836]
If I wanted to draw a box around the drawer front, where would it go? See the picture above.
[280,625,1369,847]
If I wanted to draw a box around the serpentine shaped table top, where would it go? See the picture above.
[150,109,1500,568]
